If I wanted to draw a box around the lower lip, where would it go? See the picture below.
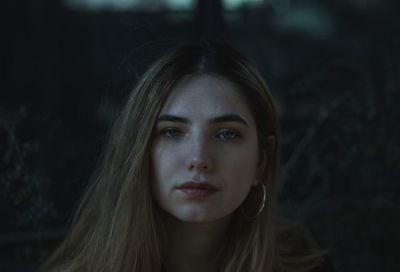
[179,188,217,198]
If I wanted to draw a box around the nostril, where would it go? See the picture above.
[190,164,208,170]
[189,156,211,172]
[190,163,208,170]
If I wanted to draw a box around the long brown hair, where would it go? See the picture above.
[41,42,322,272]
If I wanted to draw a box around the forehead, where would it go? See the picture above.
[159,74,255,124]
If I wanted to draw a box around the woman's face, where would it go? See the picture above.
[151,74,262,223]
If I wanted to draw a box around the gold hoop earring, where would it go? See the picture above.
[241,183,266,219]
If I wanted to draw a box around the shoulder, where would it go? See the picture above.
[310,258,335,272]
[276,218,333,272]
[276,218,318,255]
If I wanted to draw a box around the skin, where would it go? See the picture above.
[151,74,264,272]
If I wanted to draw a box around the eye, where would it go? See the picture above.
[160,128,183,138]
[216,129,241,141]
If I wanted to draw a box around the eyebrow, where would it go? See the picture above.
[157,113,249,127]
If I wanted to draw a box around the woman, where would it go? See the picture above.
[41,42,328,271]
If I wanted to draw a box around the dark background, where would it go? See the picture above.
[1,0,399,271]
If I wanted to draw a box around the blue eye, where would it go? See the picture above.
[216,130,240,140]
[161,128,183,138]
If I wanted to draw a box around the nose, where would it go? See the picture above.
[188,138,213,173]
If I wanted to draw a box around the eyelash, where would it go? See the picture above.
[216,129,241,140]
[160,128,183,138]
[159,128,241,141]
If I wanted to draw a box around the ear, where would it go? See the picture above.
[253,135,275,186]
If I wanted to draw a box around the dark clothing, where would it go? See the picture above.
[311,257,335,272]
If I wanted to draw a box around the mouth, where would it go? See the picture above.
[177,181,219,198]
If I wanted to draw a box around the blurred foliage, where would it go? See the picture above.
[279,37,400,271]
[0,106,58,231]
[0,106,61,268]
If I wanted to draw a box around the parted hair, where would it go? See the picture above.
[40,42,323,272]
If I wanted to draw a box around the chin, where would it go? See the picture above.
[157,202,235,224]
[173,208,233,224]
[177,215,215,223]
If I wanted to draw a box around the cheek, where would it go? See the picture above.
[151,142,183,184]
[219,142,259,186]
[151,143,174,207]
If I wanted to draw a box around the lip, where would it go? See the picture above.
[177,181,219,198]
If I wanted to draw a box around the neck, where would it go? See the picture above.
[162,213,232,272]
